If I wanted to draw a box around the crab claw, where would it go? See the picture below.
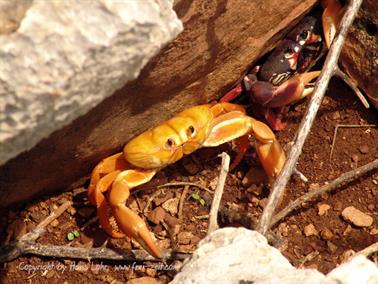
[203,103,285,179]
[322,0,343,48]
[249,71,321,108]
[108,169,162,259]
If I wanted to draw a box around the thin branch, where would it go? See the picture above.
[36,201,73,230]
[334,66,370,108]
[330,124,377,160]
[207,152,230,235]
[178,186,189,220]
[257,0,363,236]
[0,241,190,263]
[270,158,378,229]
[22,201,73,242]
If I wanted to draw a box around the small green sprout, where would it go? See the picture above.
[67,230,80,241]
[191,193,206,206]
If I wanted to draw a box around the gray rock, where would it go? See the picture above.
[325,255,378,284]
[171,228,325,284]
[0,0,182,165]
[171,228,378,284]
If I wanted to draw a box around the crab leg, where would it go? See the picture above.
[88,152,128,205]
[108,169,162,258]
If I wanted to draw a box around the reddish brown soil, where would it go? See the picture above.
[0,78,377,283]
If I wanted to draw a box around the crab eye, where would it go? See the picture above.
[165,138,176,149]
[299,30,309,40]
[187,125,196,137]
[284,47,294,58]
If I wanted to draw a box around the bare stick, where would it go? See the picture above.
[178,186,189,220]
[0,241,190,263]
[330,124,377,160]
[334,66,370,108]
[208,152,230,235]
[36,201,73,230]
[257,0,363,236]
[270,158,378,229]
[22,201,73,242]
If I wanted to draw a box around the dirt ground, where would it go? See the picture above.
[0,78,377,283]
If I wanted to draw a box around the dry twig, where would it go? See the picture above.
[330,124,377,160]
[257,0,363,236]
[0,241,189,263]
[270,158,378,229]
[178,186,189,220]
[334,66,370,108]
[208,152,230,235]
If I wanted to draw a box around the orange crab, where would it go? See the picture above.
[87,103,285,258]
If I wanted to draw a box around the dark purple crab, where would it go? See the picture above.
[221,0,342,130]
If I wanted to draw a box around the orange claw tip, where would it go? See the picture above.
[136,229,163,259]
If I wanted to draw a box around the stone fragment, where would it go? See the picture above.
[317,204,331,216]
[320,228,333,241]
[351,154,359,163]
[341,206,373,227]
[358,145,369,154]
[177,231,194,245]
[147,207,166,225]
[162,198,179,216]
[326,241,338,254]
[303,224,318,237]
[50,219,59,227]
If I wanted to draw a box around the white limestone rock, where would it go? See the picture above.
[0,0,182,165]
[171,228,378,284]
[171,228,325,284]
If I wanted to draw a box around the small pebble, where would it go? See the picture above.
[331,111,341,120]
[67,207,76,215]
[341,206,373,227]
[147,207,166,225]
[317,204,331,216]
[162,198,179,215]
[351,154,359,163]
[303,224,318,237]
[320,228,333,240]
[177,231,194,245]
[50,219,59,227]
[334,201,343,211]
[358,145,369,154]
[327,241,338,253]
